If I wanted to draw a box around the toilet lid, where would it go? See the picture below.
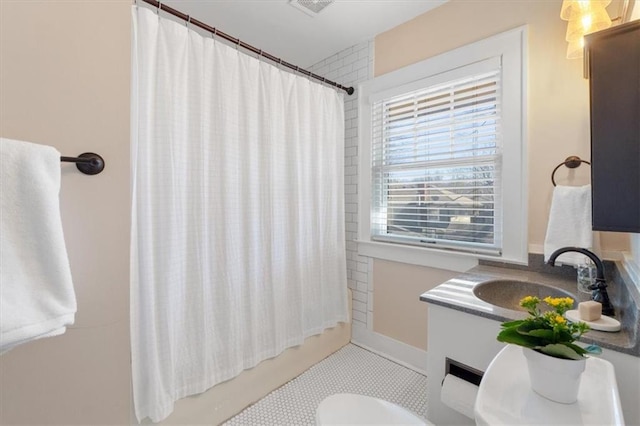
[315,393,430,425]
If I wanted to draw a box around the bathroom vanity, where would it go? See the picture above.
[421,256,640,425]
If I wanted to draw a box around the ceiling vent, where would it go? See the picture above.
[289,0,335,17]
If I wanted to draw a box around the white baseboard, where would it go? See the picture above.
[351,325,427,375]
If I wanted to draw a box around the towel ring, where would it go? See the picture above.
[551,155,591,186]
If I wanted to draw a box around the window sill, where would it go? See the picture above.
[356,240,480,272]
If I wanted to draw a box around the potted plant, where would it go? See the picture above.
[497,296,600,404]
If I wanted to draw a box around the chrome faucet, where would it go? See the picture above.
[547,247,615,316]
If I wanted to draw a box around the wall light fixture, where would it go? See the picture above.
[561,0,613,58]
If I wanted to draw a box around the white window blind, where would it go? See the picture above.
[370,67,503,254]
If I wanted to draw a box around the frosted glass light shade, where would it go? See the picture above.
[561,0,613,59]
[565,5,612,41]
[566,37,585,59]
[560,0,612,20]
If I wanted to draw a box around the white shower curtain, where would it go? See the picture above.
[130,6,348,422]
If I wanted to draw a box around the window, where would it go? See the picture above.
[359,28,527,266]
[372,62,501,253]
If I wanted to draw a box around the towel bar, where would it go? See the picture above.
[551,155,590,186]
[60,153,105,175]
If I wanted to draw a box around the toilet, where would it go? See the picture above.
[315,393,433,425]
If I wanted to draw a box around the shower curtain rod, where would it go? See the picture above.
[138,0,355,96]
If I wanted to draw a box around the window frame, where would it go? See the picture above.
[358,27,528,270]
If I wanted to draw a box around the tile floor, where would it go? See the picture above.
[224,343,428,425]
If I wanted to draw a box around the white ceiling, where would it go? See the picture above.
[163,0,448,68]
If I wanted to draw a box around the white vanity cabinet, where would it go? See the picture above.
[426,304,504,425]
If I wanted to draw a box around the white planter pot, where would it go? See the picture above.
[522,347,586,404]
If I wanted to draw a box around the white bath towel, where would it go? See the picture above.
[0,138,76,354]
[543,185,596,266]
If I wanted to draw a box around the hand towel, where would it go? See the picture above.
[543,185,596,266]
[0,138,76,354]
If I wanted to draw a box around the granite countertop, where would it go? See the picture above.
[420,256,640,357]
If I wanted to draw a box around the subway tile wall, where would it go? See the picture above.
[309,41,374,330]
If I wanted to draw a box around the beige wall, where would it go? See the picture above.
[373,260,458,350]
[371,0,631,348]
[0,1,131,424]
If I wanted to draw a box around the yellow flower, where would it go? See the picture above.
[519,296,540,310]
[543,296,574,312]
[499,294,594,360]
